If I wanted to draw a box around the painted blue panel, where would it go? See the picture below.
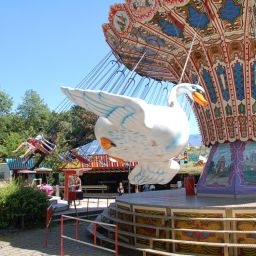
[202,69,217,103]
[216,66,230,101]
[252,62,256,99]
[138,31,166,47]
[159,19,184,38]
[192,75,199,84]
[187,6,209,29]
[233,63,244,101]
[219,0,242,23]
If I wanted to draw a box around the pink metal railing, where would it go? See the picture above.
[60,214,118,256]
[45,204,54,247]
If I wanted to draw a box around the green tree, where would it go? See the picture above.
[0,132,24,161]
[0,90,13,115]
[16,89,50,132]
[65,106,97,148]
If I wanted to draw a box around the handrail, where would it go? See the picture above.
[105,210,256,234]
[45,204,54,247]
[105,207,256,234]
[62,214,116,226]
[60,215,118,256]
[96,223,256,248]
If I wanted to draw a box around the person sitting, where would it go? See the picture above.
[12,134,43,161]
[28,133,57,169]
[149,184,156,191]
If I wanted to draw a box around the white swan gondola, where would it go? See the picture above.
[61,83,207,185]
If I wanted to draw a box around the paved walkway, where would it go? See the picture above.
[61,197,116,216]
[0,222,137,256]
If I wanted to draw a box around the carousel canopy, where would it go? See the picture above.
[103,0,256,145]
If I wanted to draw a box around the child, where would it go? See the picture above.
[30,133,57,169]
[12,134,43,160]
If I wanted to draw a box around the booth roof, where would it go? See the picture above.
[6,158,51,170]
[77,140,105,156]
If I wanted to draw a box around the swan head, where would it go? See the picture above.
[168,83,208,107]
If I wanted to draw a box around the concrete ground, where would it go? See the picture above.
[0,222,137,256]
[0,197,138,256]
[63,197,116,216]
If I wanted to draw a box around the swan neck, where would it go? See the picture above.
[168,86,182,106]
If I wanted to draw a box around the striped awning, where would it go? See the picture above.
[63,154,137,170]
[6,157,51,170]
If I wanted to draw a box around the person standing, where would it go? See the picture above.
[117,182,124,196]
[149,184,155,191]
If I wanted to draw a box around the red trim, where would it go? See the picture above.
[168,12,185,29]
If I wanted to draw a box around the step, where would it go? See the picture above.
[52,200,69,212]
[49,196,61,206]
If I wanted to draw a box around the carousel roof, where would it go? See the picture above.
[103,0,256,145]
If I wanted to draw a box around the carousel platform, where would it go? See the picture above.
[88,189,256,256]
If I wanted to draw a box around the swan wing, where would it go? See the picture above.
[128,160,180,185]
[61,87,151,130]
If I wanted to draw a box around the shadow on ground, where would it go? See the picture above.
[0,222,138,256]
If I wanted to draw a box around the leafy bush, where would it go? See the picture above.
[0,181,49,229]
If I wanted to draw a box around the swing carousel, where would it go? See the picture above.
[61,0,256,255]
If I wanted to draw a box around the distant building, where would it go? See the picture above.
[0,163,12,181]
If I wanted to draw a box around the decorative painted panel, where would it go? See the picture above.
[173,211,224,255]
[197,141,256,196]
[219,0,242,23]
[202,69,217,104]
[233,63,245,101]
[216,65,230,101]
[104,0,256,145]
[251,62,256,99]
[233,211,256,256]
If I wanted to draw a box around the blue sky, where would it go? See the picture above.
[0,0,199,134]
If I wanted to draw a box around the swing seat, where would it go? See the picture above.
[58,151,77,163]
[34,139,56,155]
[75,155,91,164]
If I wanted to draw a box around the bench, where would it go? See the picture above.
[82,185,108,193]
[58,185,108,193]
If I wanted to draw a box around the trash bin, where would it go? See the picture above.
[184,175,195,196]
[68,191,83,200]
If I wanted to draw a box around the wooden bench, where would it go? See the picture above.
[170,184,178,189]
[82,185,108,193]
[58,185,108,193]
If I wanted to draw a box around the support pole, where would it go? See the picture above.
[60,216,64,256]
[128,162,131,194]
[94,223,97,245]
[76,219,79,240]
[64,172,70,200]
[115,224,119,256]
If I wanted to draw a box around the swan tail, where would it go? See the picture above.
[128,160,180,185]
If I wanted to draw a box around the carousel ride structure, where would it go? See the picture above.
[103,0,256,198]
[62,0,256,255]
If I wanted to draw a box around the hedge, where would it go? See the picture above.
[0,181,49,229]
